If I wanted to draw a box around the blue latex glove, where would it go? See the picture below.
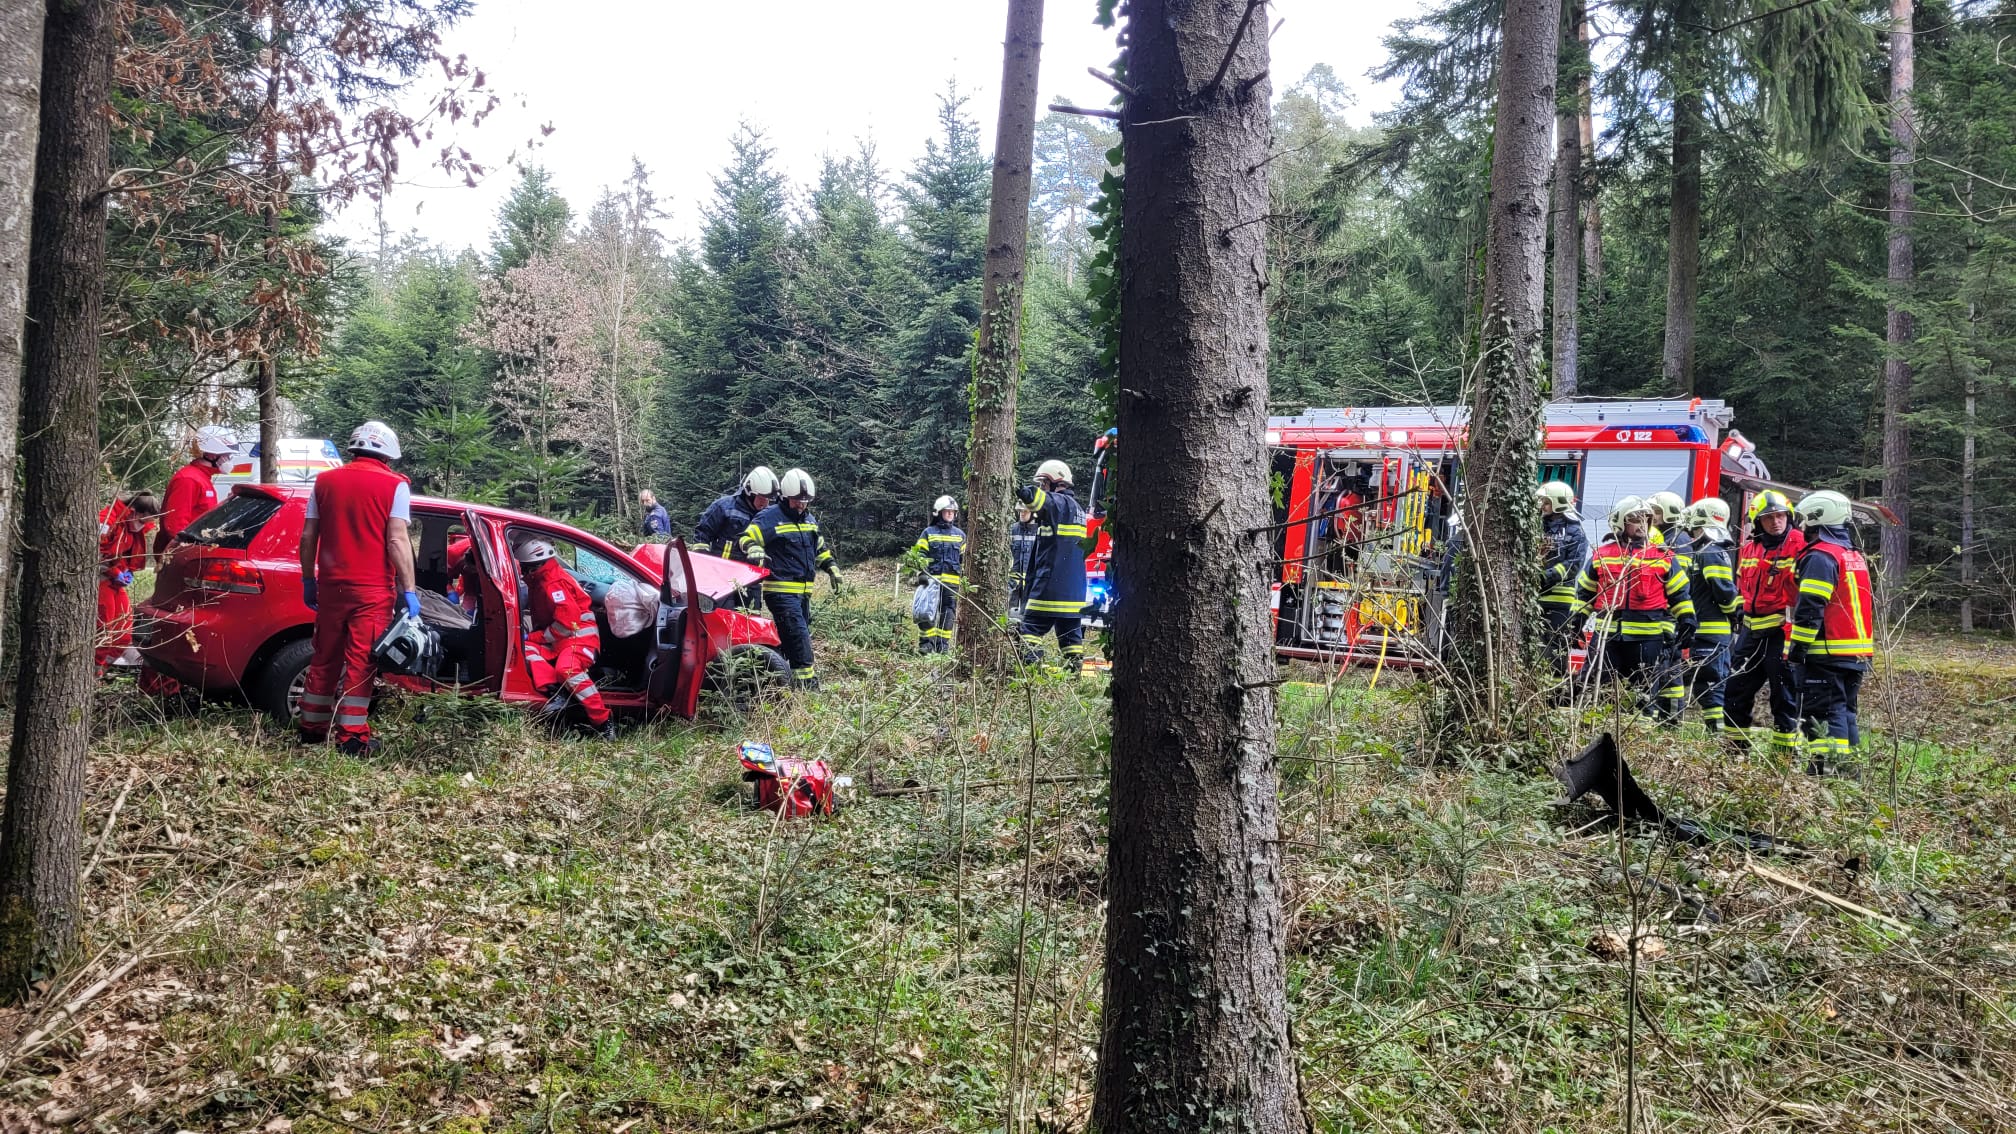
[404,590,422,620]
[302,577,318,611]
[113,570,133,588]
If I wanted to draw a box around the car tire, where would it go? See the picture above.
[705,643,790,712]
[255,637,316,724]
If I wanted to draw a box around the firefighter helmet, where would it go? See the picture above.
[779,468,816,501]
[1747,490,1793,523]
[743,466,780,497]
[194,424,238,456]
[1535,481,1577,517]
[1685,498,1730,529]
[1647,490,1687,526]
[932,495,957,514]
[1608,495,1651,528]
[513,538,557,565]
[349,420,402,460]
[1035,459,1072,485]
[1795,489,1854,528]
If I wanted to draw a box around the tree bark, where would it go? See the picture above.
[0,0,113,1000]
[1576,7,1601,295]
[959,0,1043,677]
[257,8,283,484]
[1959,352,1974,633]
[1448,0,1560,735]
[1879,0,1914,608]
[1548,1,1583,401]
[0,0,43,680]
[1095,3,1302,1131]
[1661,4,1702,396]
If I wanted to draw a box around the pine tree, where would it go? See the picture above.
[490,166,573,273]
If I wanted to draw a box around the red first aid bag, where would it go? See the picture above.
[739,740,836,818]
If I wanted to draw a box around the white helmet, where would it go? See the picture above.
[1609,495,1650,529]
[194,425,237,456]
[513,537,556,564]
[1796,489,1854,528]
[933,495,957,514]
[779,468,816,501]
[1035,459,1072,485]
[1646,490,1687,527]
[1535,481,1577,518]
[349,420,402,460]
[743,465,780,497]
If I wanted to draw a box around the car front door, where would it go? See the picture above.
[466,509,532,702]
[646,537,706,719]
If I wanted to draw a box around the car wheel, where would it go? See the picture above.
[255,637,316,724]
[705,644,790,712]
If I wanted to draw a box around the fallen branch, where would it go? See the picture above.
[872,774,1100,798]
[1748,862,1914,935]
[9,952,149,1062]
[1048,103,1121,120]
[84,768,141,881]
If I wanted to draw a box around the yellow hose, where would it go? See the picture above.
[1368,630,1390,691]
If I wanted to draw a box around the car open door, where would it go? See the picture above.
[466,509,531,700]
[646,537,707,718]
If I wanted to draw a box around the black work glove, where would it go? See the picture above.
[1016,483,1037,505]
[1786,641,1809,666]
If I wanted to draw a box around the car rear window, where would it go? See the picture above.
[180,493,284,550]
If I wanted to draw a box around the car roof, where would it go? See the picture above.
[241,483,614,536]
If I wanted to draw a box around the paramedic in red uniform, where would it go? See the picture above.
[514,537,616,738]
[297,421,420,755]
[154,425,237,562]
[97,492,160,672]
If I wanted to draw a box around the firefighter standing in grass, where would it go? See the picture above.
[1682,498,1744,732]
[1724,490,1807,754]
[1787,490,1874,773]
[97,492,160,672]
[297,422,420,755]
[1009,502,1038,617]
[1535,481,1589,675]
[1574,496,1695,723]
[155,425,236,562]
[514,537,616,739]
[1017,460,1088,674]
[910,495,964,654]
[740,468,841,688]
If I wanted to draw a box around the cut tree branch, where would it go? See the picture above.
[1049,102,1122,120]
[1087,66,1136,97]
[1202,0,1267,97]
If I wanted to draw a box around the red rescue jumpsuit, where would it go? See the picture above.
[522,556,610,725]
[96,502,152,668]
[299,456,408,745]
[155,459,220,560]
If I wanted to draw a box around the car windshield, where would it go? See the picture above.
[180,493,283,550]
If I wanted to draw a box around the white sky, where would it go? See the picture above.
[334,0,1425,253]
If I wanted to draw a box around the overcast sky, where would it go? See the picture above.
[336,0,1425,254]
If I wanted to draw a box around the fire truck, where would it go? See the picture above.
[1080,398,1857,667]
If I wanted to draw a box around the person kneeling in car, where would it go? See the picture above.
[514,538,616,739]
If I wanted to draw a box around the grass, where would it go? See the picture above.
[7,559,2016,1132]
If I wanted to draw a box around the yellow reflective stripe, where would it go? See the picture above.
[1788,624,1819,644]
[933,574,963,585]
[926,534,962,543]
[764,580,815,594]
[1809,639,1873,655]
[1702,565,1734,580]
[1720,598,1744,613]
[1799,579,1835,598]
[1664,571,1688,595]
[775,522,818,534]
[1745,613,1785,629]
[1697,620,1731,635]
[1668,599,1695,617]
[1844,568,1869,644]
[1056,524,1087,537]
[1025,599,1084,614]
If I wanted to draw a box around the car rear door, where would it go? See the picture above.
[646,537,706,719]
[466,509,532,701]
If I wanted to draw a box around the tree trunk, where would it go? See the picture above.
[0,0,43,680]
[1959,351,1974,633]
[1095,4,1302,1132]
[1576,7,1601,295]
[257,9,282,484]
[1548,2,1582,401]
[0,0,112,1000]
[959,0,1043,678]
[1448,0,1560,736]
[1661,9,1702,396]
[1879,0,1914,608]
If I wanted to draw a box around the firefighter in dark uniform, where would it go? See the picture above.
[739,467,840,689]
[1573,496,1696,723]
[1724,490,1807,754]
[1017,459,1088,674]
[1009,501,1038,618]
[1536,481,1589,675]
[1787,490,1874,774]
[695,466,778,560]
[1682,497,1743,732]
[910,495,965,654]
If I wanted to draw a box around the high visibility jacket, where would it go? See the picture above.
[912,520,965,584]
[159,461,220,542]
[1010,521,1038,586]
[1017,483,1088,616]
[695,492,761,560]
[1688,536,1742,636]
[523,556,599,645]
[1574,539,1695,637]
[310,456,408,590]
[99,502,152,579]
[1789,528,1874,665]
[739,503,834,594]
[1539,513,1589,607]
[1738,527,1806,630]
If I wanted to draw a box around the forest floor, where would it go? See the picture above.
[4,561,2015,1133]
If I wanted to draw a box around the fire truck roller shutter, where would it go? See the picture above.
[1577,449,1695,547]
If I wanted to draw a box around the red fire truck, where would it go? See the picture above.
[1081,398,1850,667]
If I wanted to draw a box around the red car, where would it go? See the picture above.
[136,484,790,723]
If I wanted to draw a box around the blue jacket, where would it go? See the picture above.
[1016,483,1087,617]
[1540,513,1589,607]
[643,503,671,537]
[694,492,759,559]
[738,502,834,594]
[912,520,965,583]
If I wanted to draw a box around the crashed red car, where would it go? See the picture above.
[136,484,791,722]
